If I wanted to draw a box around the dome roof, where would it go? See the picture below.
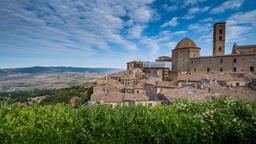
[175,37,197,49]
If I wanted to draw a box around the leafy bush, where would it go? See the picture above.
[0,97,256,144]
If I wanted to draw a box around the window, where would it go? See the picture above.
[233,58,237,64]
[236,83,239,86]
[220,58,224,64]
[250,66,255,72]
[207,68,210,73]
[137,90,139,93]
[233,67,237,72]
[220,68,223,72]
[192,60,194,64]
[194,68,196,72]
[219,29,223,34]
[208,60,212,64]
[219,36,222,40]
[219,47,222,51]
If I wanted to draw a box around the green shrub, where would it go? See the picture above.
[0,98,256,144]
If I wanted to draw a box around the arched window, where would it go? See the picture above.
[219,29,223,34]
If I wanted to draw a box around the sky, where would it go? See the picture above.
[0,0,255,69]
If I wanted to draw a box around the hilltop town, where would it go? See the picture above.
[90,22,256,107]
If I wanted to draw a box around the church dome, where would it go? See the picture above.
[175,37,197,49]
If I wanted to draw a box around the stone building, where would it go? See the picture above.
[127,61,143,71]
[172,37,201,72]
[156,56,172,62]
[172,22,256,74]
[143,61,171,81]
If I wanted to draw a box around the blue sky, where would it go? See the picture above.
[0,0,255,69]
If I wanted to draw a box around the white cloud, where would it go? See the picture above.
[173,31,186,35]
[227,10,256,26]
[161,41,177,50]
[142,38,160,56]
[183,0,208,6]
[128,25,144,38]
[129,6,153,24]
[183,6,210,20]
[226,10,256,42]
[199,17,213,23]
[160,17,178,28]
[0,0,158,57]
[210,0,244,14]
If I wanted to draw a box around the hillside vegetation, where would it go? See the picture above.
[0,86,92,106]
[0,97,256,144]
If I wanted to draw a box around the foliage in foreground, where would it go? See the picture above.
[0,97,256,144]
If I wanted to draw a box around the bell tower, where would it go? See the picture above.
[213,22,226,56]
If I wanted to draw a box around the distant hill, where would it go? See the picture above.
[0,66,122,75]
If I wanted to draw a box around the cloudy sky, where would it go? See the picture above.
[0,0,255,68]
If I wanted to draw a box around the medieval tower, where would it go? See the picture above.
[213,22,226,56]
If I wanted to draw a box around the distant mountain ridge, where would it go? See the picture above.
[0,66,122,75]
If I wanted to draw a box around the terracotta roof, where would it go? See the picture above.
[107,79,125,90]
[123,93,149,101]
[177,73,204,81]
[162,86,211,101]
[109,71,135,79]
[155,81,177,88]
[134,81,145,89]
[125,85,134,90]
[145,76,162,85]
[91,89,105,101]
[175,37,197,49]
[101,92,123,103]
[101,92,149,102]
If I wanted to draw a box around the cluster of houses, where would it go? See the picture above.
[90,22,256,107]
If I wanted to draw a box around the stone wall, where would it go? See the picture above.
[190,54,256,73]
[172,48,200,72]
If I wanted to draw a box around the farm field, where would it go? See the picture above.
[0,72,103,92]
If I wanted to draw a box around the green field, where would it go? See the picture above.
[0,97,255,144]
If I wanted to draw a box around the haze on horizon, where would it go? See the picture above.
[0,0,255,69]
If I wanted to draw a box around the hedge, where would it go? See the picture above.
[0,97,256,144]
